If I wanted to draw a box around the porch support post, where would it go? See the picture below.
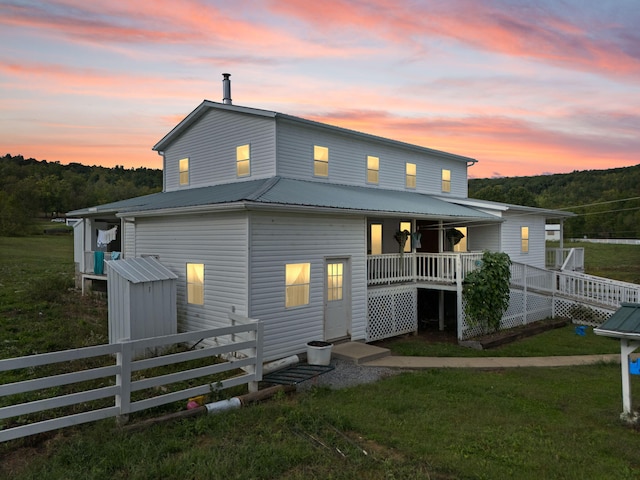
[559,218,564,250]
[438,221,443,253]
[438,290,445,331]
[455,255,463,340]
[620,339,640,422]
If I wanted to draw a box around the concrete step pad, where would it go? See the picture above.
[332,342,390,364]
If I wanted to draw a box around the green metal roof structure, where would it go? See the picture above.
[594,303,640,339]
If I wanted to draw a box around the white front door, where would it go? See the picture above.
[324,258,351,341]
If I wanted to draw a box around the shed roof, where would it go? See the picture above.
[69,177,498,222]
[594,303,640,339]
[105,257,178,284]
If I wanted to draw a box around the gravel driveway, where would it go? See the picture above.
[297,359,400,391]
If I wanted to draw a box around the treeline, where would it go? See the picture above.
[469,164,640,239]
[0,154,162,236]
[2,153,638,239]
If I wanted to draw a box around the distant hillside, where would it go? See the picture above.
[2,153,638,240]
[469,165,640,239]
[0,154,162,236]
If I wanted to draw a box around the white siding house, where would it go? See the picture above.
[69,76,574,361]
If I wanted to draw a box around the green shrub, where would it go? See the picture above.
[463,251,512,333]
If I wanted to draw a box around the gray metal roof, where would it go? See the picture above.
[69,177,498,221]
[594,303,640,339]
[259,178,493,219]
[105,257,178,284]
[67,178,270,216]
[153,101,476,164]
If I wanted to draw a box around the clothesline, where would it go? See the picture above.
[97,226,118,247]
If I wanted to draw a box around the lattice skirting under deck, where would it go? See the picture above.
[553,298,614,327]
[367,286,417,342]
[460,289,554,340]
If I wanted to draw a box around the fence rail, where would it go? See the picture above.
[0,317,262,443]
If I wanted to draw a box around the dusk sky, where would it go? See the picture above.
[1,0,639,178]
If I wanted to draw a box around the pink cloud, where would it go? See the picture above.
[267,0,640,79]
[305,109,640,177]
[0,1,366,59]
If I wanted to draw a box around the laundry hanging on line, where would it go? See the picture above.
[97,226,118,247]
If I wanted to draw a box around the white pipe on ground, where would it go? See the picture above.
[262,355,299,374]
[205,397,241,414]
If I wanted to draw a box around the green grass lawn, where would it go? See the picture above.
[1,235,640,479]
[2,364,640,479]
[556,241,640,284]
[377,323,621,357]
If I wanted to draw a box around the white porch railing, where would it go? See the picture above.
[511,262,638,308]
[510,263,555,293]
[556,270,640,308]
[545,247,585,271]
[367,252,483,285]
[0,318,263,443]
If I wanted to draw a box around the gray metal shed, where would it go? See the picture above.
[106,257,178,352]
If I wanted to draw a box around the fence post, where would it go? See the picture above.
[248,320,265,393]
[456,255,463,340]
[522,264,528,325]
[115,339,132,426]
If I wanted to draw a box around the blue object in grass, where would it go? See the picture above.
[630,359,640,375]
[575,325,587,336]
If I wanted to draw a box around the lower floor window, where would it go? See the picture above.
[327,263,343,301]
[286,263,310,307]
[187,263,204,305]
[521,227,529,253]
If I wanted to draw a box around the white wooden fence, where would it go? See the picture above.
[0,317,262,443]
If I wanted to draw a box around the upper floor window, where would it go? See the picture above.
[186,263,204,305]
[237,144,250,177]
[521,227,529,253]
[285,263,310,308]
[314,145,329,177]
[406,163,416,189]
[179,158,189,186]
[367,156,379,184]
[442,169,451,193]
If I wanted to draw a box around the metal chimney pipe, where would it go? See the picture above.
[222,73,232,105]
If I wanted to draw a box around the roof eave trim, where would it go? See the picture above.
[115,199,499,221]
[115,202,250,218]
[593,328,640,340]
